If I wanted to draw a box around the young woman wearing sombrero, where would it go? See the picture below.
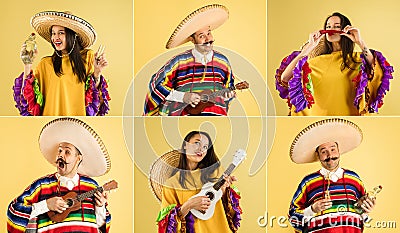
[275,12,394,116]
[13,11,110,116]
[150,131,242,232]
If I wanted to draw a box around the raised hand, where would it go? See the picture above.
[94,52,108,79]
[311,198,332,213]
[341,25,363,46]
[300,30,324,57]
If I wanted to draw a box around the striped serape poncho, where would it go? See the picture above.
[144,49,235,116]
[7,173,111,233]
[289,169,366,233]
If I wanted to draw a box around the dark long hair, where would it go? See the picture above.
[322,12,359,70]
[173,131,220,189]
[51,26,88,83]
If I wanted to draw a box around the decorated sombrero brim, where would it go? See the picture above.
[290,118,363,164]
[39,118,110,177]
[166,4,229,49]
[31,11,97,49]
[149,150,181,202]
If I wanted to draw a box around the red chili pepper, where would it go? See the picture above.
[319,30,345,36]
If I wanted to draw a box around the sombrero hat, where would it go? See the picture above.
[290,118,363,164]
[166,4,229,49]
[39,118,110,177]
[31,11,96,49]
[149,150,181,202]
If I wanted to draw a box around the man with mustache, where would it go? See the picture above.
[143,4,236,116]
[288,119,376,233]
[7,118,111,233]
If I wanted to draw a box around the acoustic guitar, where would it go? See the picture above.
[189,149,246,220]
[48,180,118,222]
[184,81,249,115]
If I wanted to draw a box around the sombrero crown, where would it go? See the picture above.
[290,118,363,164]
[39,118,110,177]
[149,150,181,202]
[166,4,229,49]
[31,11,97,49]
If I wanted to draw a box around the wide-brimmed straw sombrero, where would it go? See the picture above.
[290,118,363,164]
[149,150,181,202]
[31,11,96,49]
[165,4,229,49]
[39,118,110,177]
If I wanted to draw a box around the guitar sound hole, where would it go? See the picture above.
[201,95,209,102]
[66,199,73,207]
[205,191,215,201]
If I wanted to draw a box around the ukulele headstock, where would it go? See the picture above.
[232,149,247,166]
[235,81,249,90]
[103,180,118,191]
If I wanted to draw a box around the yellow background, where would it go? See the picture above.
[0,0,133,116]
[267,117,400,232]
[134,0,266,116]
[134,117,267,232]
[0,117,133,232]
[267,0,400,116]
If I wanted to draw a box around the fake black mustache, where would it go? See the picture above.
[196,41,214,46]
[323,157,339,162]
[203,41,214,45]
[56,158,69,168]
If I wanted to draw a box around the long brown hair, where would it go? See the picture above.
[322,12,359,70]
[50,26,88,83]
[172,131,220,189]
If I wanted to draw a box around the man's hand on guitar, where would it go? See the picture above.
[224,90,236,100]
[221,175,237,194]
[46,197,68,213]
[94,190,108,207]
[183,92,201,107]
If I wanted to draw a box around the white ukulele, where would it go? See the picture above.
[190,149,246,220]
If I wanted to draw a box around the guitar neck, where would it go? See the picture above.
[76,186,104,202]
[209,86,235,99]
[213,164,236,191]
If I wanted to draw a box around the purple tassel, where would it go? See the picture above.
[98,75,110,116]
[230,190,242,229]
[369,51,394,112]
[12,73,32,116]
[85,75,110,116]
[185,213,195,233]
[275,51,301,99]
[289,56,309,112]
[353,55,369,109]
[166,207,178,233]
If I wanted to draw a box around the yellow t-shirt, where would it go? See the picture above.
[161,168,233,232]
[291,51,383,116]
[34,49,95,116]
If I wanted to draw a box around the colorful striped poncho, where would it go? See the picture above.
[289,169,366,233]
[7,173,111,233]
[144,49,235,116]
